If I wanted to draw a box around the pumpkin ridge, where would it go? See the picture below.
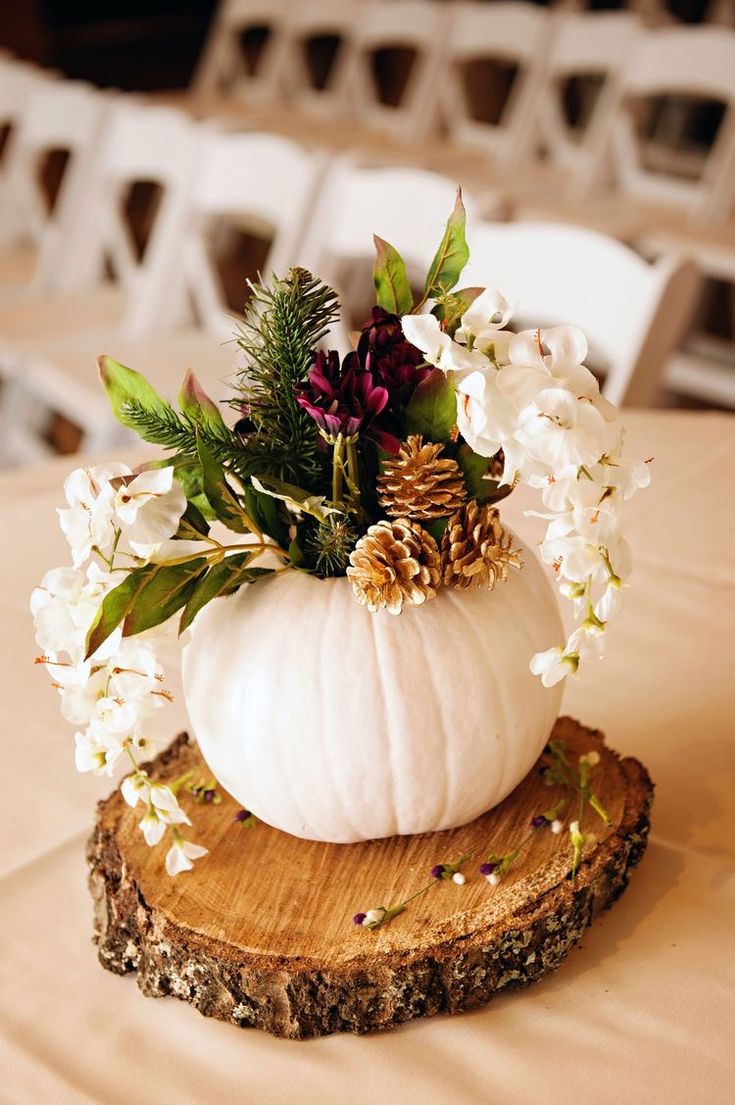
[322,578,363,842]
[450,579,510,822]
[366,598,400,836]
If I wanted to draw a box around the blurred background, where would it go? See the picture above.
[0,0,733,467]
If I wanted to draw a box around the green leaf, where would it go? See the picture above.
[243,485,290,547]
[251,475,343,524]
[425,516,450,542]
[288,536,305,567]
[85,565,156,658]
[175,500,211,540]
[197,435,251,533]
[98,356,171,431]
[423,189,470,301]
[405,367,457,443]
[457,446,509,505]
[432,286,484,338]
[178,370,227,436]
[124,558,208,637]
[456,445,513,505]
[372,235,413,315]
[179,554,270,634]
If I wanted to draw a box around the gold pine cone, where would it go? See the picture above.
[377,435,467,521]
[347,517,441,615]
[441,501,523,590]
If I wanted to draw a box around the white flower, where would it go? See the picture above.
[400,313,487,374]
[597,453,652,499]
[452,871,466,885]
[121,771,150,807]
[594,583,622,622]
[455,369,516,465]
[566,624,606,662]
[113,467,186,557]
[74,728,123,776]
[31,562,119,666]
[529,646,578,687]
[58,463,130,567]
[485,871,501,886]
[515,389,617,477]
[550,819,564,835]
[165,836,208,876]
[455,288,515,363]
[400,313,452,365]
[139,805,167,846]
[139,797,190,847]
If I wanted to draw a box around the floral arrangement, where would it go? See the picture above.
[32,192,648,873]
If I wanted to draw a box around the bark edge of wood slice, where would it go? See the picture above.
[87,716,653,1039]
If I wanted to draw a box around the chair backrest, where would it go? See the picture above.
[0,58,52,243]
[534,12,640,194]
[299,159,474,348]
[339,0,449,142]
[276,0,359,118]
[0,80,109,279]
[59,101,197,310]
[129,128,327,340]
[460,220,701,406]
[441,2,550,166]
[610,26,735,223]
[192,0,290,105]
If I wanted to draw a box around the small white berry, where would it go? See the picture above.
[551,819,564,835]
[452,871,466,885]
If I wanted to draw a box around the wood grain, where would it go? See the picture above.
[88,716,653,1038]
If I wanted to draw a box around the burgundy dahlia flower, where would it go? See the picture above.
[295,350,401,454]
[357,307,431,406]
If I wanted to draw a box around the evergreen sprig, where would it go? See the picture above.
[232,268,341,490]
[120,399,253,482]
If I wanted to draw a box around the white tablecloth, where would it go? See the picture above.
[1,410,734,1104]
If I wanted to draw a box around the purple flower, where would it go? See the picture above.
[479,862,497,876]
[353,912,367,926]
[295,349,400,453]
[430,863,446,879]
[530,814,546,828]
[357,307,430,406]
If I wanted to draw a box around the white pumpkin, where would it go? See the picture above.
[182,528,564,843]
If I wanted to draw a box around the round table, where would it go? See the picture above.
[2,409,733,1104]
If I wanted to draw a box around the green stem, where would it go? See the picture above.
[331,435,345,505]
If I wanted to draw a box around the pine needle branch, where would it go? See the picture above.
[232,267,341,490]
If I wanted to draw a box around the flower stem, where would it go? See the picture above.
[332,435,345,505]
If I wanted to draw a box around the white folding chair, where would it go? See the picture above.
[192,0,290,106]
[0,127,323,464]
[0,102,199,463]
[276,0,358,119]
[0,80,109,297]
[299,158,475,349]
[133,128,328,340]
[609,26,735,224]
[441,2,550,168]
[338,0,449,142]
[460,220,701,407]
[533,11,640,196]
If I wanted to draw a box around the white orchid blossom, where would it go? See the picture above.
[32,462,206,876]
[113,467,187,557]
[401,303,647,685]
[165,835,208,876]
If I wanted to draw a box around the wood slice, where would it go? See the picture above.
[87,717,653,1039]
